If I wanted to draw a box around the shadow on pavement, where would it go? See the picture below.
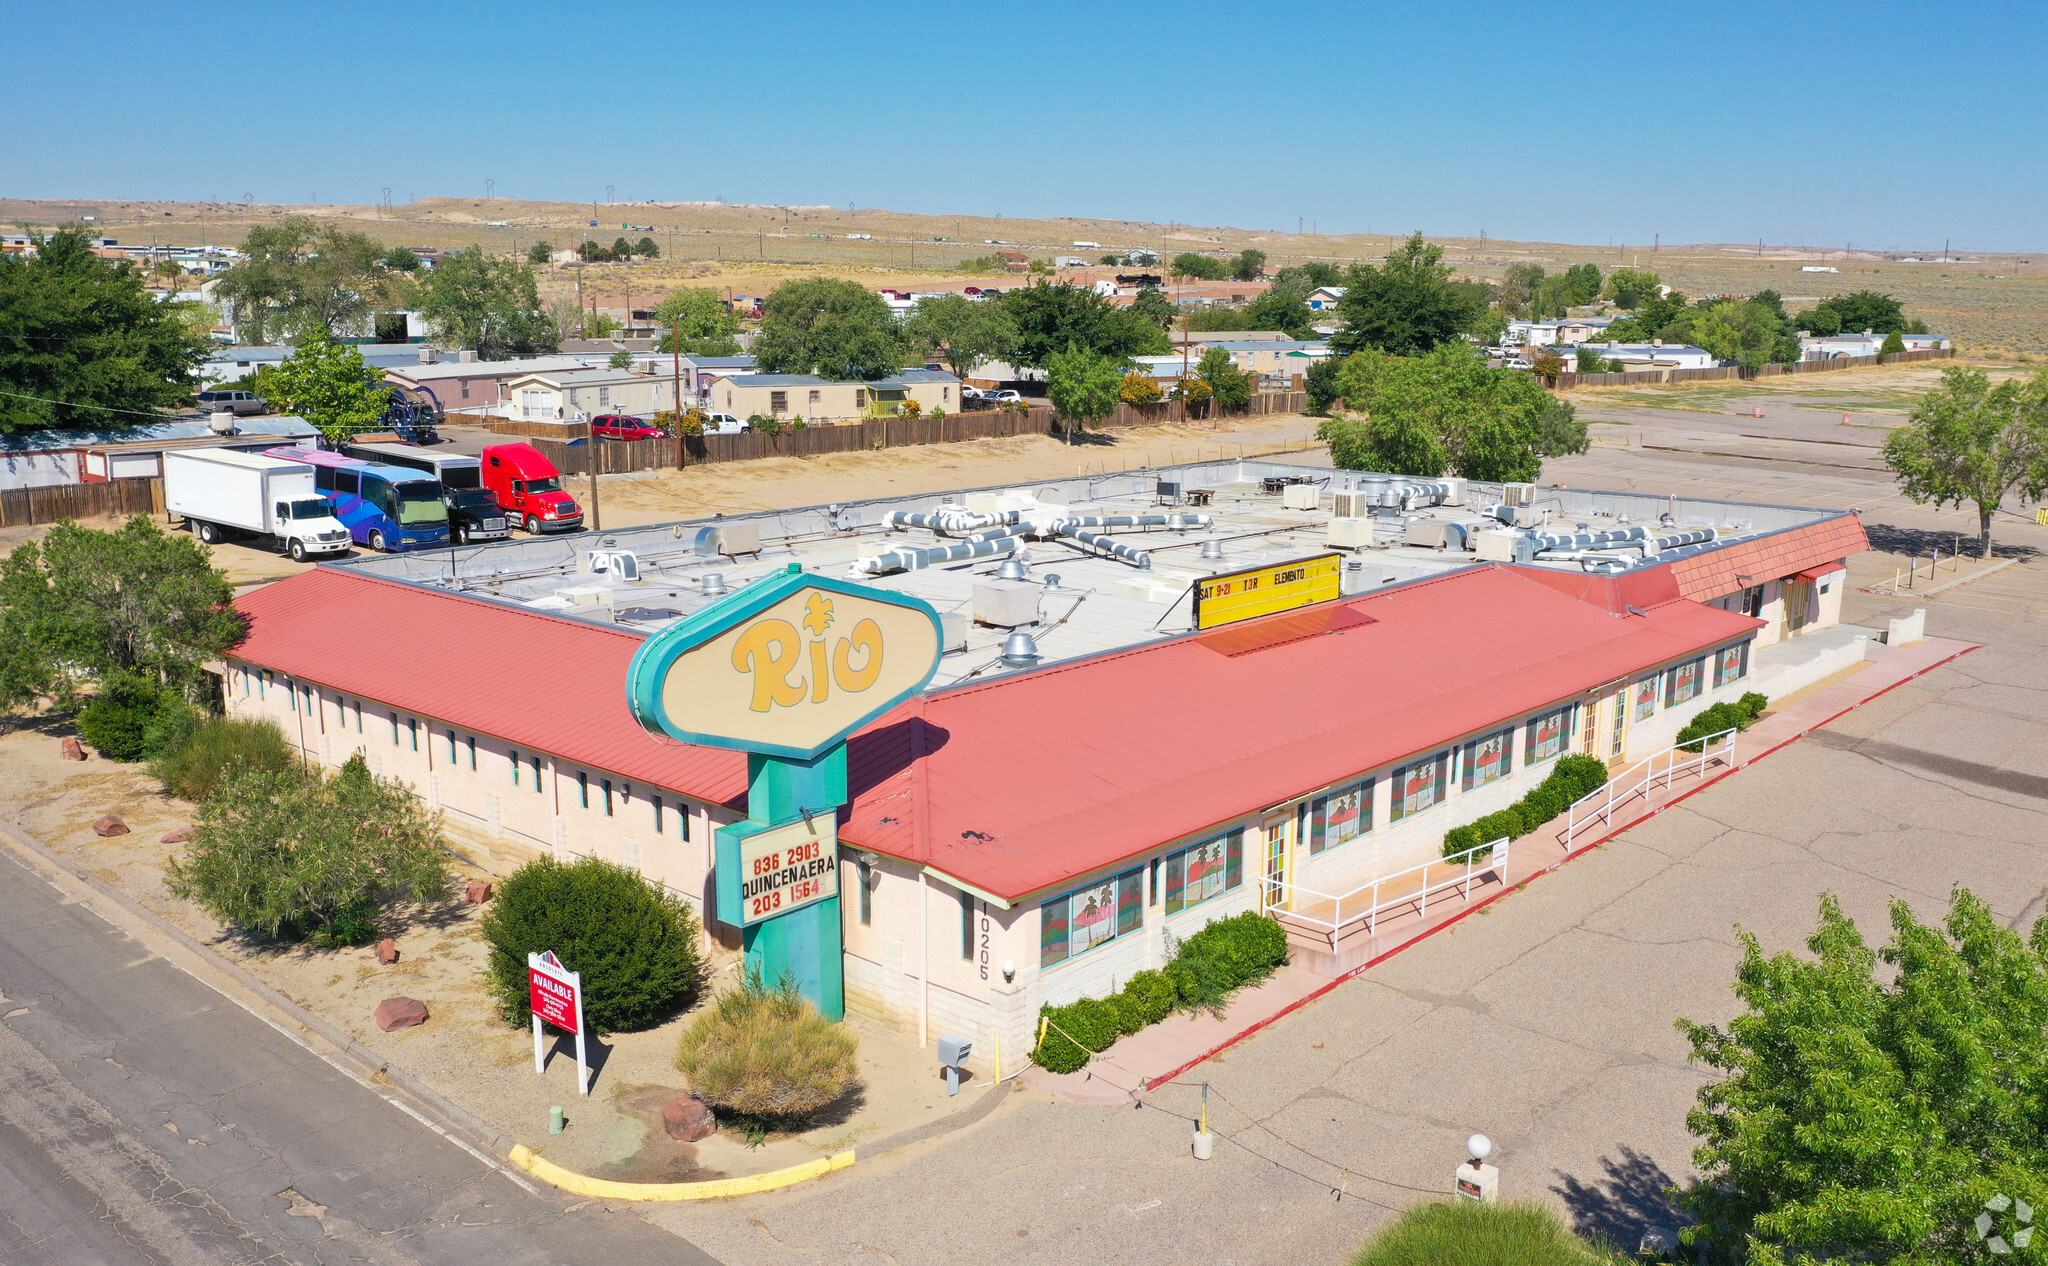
[1551,1145,1688,1249]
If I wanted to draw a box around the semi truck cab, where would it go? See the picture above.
[482,443,583,534]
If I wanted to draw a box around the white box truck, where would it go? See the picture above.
[164,448,352,562]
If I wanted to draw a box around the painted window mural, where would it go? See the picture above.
[1165,829,1245,914]
[1634,674,1660,722]
[1309,781,1373,854]
[1462,727,1515,791]
[1389,751,1451,822]
[1711,640,1751,688]
[1524,705,1574,765]
[1665,656,1706,707]
[1040,868,1144,969]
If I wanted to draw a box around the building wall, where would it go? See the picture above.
[712,378,957,422]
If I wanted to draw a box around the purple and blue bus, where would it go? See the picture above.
[264,447,451,552]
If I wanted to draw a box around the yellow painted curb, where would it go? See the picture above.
[507,1143,856,1201]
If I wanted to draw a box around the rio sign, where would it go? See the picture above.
[627,564,944,759]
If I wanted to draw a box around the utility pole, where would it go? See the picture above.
[672,320,686,469]
[586,446,601,532]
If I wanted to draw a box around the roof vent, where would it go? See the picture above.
[1042,573,1061,590]
[995,556,1029,581]
[207,411,236,435]
[700,572,727,596]
[999,630,1042,669]
[1200,538,1225,560]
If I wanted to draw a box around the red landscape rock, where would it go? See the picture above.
[160,825,194,844]
[374,939,399,965]
[92,815,129,837]
[374,997,429,1031]
[465,881,493,905]
[59,737,84,761]
[661,1095,717,1142]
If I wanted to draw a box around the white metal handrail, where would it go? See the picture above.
[1260,836,1512,941]
[1564,727,1739,847]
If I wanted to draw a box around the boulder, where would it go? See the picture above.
[59,737,84,761]
[160,825,194,844]
[92,815,129,837]
[661,1095,717,1142]
[374,997,429,1032]
[465,881,493,905]
[374,938,399,965]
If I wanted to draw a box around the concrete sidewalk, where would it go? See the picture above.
[1020,633,1977,1106]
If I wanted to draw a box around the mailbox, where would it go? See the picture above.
[937,1034,973,1095]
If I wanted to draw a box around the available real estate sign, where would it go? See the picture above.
[528,949,588,1095]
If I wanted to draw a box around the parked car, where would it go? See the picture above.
[481,443,584,534]
[591,413,664,441]
[196,388,268,416]
[984,389,1024,405]
[704,412,748,435]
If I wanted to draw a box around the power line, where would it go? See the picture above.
[1156,1080,1449,1198]
[1134,1094,1409,1212]
[0,387,192,420]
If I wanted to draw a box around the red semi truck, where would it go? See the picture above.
[481,443,584,534]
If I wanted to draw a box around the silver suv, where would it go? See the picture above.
[196,389,269,416]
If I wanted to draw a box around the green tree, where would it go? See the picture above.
[1690,299,1802,370]
[1500,262,1545,317]
[1880,329,1906,359]
[1808,289,1906,336]
[0,228,213,432]
[166,761,451,945]
[652,286,742,356]
[903,292,1015,383]
[411,245,557,360]
[1321,344,1575,480]
[1574,344,1621,373]
[1600,289,1690,342]
[526,242,552,265]
[1602,267,1663,309]
[1045,347,1127,435]
[1273,261,1343,291]
[1882,366,2048,558]
[0,516,242,708]
[635,235,659,259]
[1000,282,1168,368]
[753,278,903,380]
[265,333,391,445]
[1230,248,1267,282]
[378,246,421,273]
[1170,252,1229,281]
[607,349,634,369]
[1561,262,1602,306]
[1328,232,1485,357]
[1183,307,1249,332]
[1304,355,1345,415]
[212,218,398,342]
[611,236,634,260]
[1196,346,1253,411]
[1677,889,2048,1266]
[577,240,610,262]
[1130,286,1177,331]
[1241,288,1316,338]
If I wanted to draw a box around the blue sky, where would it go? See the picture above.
[7,1,2044,251]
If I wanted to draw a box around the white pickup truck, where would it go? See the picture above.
[164,448,352,562]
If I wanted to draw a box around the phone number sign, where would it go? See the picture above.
[528,951,581,1035]
[736,816,838,926]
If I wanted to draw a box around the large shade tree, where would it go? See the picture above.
[903,293,1015,383]
[1882,366,2048,558]
[1319,345,1585,481]
[1329,232,1487,357]
[999,282,1168,368]
[411,246,558,359]
[652,287,742,356]
[212,218,400,342]
[752,278,903,380]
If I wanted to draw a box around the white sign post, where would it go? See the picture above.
[528,949,588,1096]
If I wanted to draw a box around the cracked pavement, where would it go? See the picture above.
[0,848,720,1265]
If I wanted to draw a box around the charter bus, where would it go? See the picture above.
[263,447,451,553]
[338,441,511,544]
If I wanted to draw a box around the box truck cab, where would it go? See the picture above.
[339,441,512,544]
[265,447,452,552]
[164,448,352,562]
[482,443,584,534]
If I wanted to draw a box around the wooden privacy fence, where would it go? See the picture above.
[0,477,166,528]
[478,390,1309,476]
[1552,347,1952,390]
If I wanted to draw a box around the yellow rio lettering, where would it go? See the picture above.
[808,637,830,703]
[832,618,885,693]
[731,619,808,712]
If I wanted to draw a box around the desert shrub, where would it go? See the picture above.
[1443,823,1484,856]
[674,969,859,1123]
[1176,911,1289,991]
[1100,990,1146,1038]
[1031,995,1123,1074]
[165,762,449,945]
[1122,968,1177,1026]
[1441,751,1612,857]
[1166,950,1238,1018]
[1676,693,1770,752]
[150,716,297,802]
[142,695,201,759]
[482,856,703,1034]
[1349,1199,1614,1266]
[1550,754,1610,800]
[76,674,172,761]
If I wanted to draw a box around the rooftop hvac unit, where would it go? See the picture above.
[1502,482,1537,507]
[940,610,969,654]
[1327,517,1374,549]
[1282,483,1321,510]
[207,411,236,435]
[557,585,614,606]
[1508,505,1551,529]
[1474,529,1522,561]
[1404,520,1457,550]
[971,579,1040,628]
[1440,476,1468,506]
[1332,490,1374,518]
[712,521,761,557]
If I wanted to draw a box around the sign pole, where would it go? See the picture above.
[574,992,588,1097]
[532,1012,543,1074]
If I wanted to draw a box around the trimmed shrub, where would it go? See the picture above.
[76,674,171,761]
[1166,949,1238,1018]
[1032,995,1122,1074]
[1122,969,1177,1026]
[1676,692,1770,752]
[165,762,449,945]
[1349,1199,1614,1266]
[1551,754,1610,800]
[1101,990,1147,1038]
[673,969,858,1122]
[150,716,297,802]
[1441,751,1613,857]
[1739,690,1769,717]
[481,856,704,1034]
[1177,911,1289,991]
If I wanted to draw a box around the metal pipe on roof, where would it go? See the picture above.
[886,508,1015,535]
[1063,528,1153,569]
[1649,528,1717,552]
[853,534,1021,575]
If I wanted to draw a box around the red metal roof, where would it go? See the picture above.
[1666,514,1867,601]
[232,570,751,807]
[233,562,1763,905]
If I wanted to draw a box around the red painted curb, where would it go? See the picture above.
[1142,642,1979,1094]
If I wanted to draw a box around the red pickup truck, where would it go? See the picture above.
[591,414,664,441]
[481,443,584,534]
